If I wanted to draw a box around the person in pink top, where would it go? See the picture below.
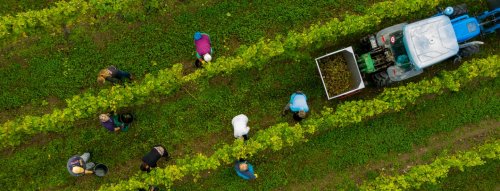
[194,31,213,68]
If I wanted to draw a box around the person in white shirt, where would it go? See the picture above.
[232,114,250,141]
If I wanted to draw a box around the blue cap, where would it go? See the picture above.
[194,32,202,40]
[444,7,454,16]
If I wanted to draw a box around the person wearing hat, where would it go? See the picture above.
[67,152,95,176]
[97,65,133,85]
[234,159,257,180]
[140,145,169,173]
[232,114,250,141]
[282,91,309,121]
[193,31,213,68]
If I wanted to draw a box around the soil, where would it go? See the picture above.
[318,54,352,97]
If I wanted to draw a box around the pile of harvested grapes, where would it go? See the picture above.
[319,54,352,97]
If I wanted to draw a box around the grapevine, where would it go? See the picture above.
[0,0,486,149]
[99,56,499,190]
[359,140,500,191]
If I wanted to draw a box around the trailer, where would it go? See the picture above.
[315,4,499,99]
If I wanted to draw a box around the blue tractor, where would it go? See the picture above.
[358,4,499,86]
[315,3,499,99]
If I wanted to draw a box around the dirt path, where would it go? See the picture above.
[278,119,500,191]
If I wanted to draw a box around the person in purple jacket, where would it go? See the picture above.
[193,31,213,68]
[99,114,120,132]
[67,152,95,177]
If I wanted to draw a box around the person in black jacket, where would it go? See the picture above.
[140,145,169,173]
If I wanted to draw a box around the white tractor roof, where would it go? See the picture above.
[403,15,459,69]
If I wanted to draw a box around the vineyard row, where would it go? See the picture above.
[100,56,499,190]
[0,0,447,149]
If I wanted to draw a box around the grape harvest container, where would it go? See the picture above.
[315,46,365,100]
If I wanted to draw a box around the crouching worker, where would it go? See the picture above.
[193,31,213,68]
[282,91,309,121]
[234,159,257,180]
[97,65,133,85]
[140,145,169,173]
[67,152,95,176]
[99,114,121,132]
[232,114,250,141]
[99,113,133,132]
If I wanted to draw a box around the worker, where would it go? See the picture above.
[140,145,170,173]
[234,159,257,180]
[67,152,95,176]
[113,113,134,132]
[193,31,213,68]
[232,114,250,141]
[99,114,121,132]
[97,65,133,85]
[282,91,309,121]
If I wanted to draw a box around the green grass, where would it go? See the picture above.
[417,159,500,191]
[0,44,329,190]
[172,77,500,191]
[0,0,380,110]
[0,54,498,190]
[0,0,497,190]
[0,19,498,191]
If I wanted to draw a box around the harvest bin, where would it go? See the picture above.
[315,46,365,100]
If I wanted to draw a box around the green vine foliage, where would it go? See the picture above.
[0,0,163,39]
[0,0,447,149]
[99,55,499,190]
[316,56,499,131]
[0,64,184,148]
[359,140,500,191]
[100,122,316,191]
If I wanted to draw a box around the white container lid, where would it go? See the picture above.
[404,15,459,69]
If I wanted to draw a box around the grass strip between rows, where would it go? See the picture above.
[360,140,500,191]
[99,55,499,190]
[0,0,448,149]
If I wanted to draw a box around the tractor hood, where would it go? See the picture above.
[403,15,459,69]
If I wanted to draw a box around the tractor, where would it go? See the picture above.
[315,3,499,100]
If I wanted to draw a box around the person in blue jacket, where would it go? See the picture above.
[234,159,257,180]
[282,91,309,121]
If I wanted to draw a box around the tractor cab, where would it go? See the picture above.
[375,15,460,82]
[403,15,459,69]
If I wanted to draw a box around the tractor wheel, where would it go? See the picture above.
[459,44,480,58]
[372,71,393,87]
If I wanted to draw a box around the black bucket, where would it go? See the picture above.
[94,163,108,177]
